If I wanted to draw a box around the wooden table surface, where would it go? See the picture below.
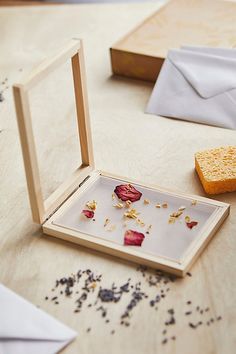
[0,2,235,354]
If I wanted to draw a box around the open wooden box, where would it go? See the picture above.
[13,39,230,277]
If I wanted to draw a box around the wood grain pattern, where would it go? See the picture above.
[0,2,236,354]
[111,0,236,81]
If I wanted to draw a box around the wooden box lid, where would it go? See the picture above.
[110,0,236,82]
[13,39,94,224]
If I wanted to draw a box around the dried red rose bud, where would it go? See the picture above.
[186,221,198,229]
[124,230,145,246]
[114,184,142,202]
[82,209,94,219]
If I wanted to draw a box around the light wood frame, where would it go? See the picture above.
[13,40,230,277]
[13,39,94,224]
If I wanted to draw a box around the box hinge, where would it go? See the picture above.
[43,174,91,224]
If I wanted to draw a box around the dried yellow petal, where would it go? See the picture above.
[170,210,183,218]
[124,208,139,219]
[125,200,132,208]
[113,202,124,209]
[162,203,168,208]
[86,200,97,210]
[107,224,116,232]
[185,216,191,223]
[168,217,176,224]
[191,200,197,206]
[144,199,150,205]
[90,282,97,289]
[178,206,186,211]
[155,204,161,208]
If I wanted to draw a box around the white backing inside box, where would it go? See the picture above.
[52,174,218,263]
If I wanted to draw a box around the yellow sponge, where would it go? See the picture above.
[195,146,236,194]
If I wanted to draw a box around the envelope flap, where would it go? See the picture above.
[168,48,236,98]
[0,284,76,342]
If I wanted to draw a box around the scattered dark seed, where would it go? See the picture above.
[187,301,191,305]
[162,338,168,345]
[189,322,197,329]
[217,316,222,321]
[185,311,192,315]
[45,296,48,300]
[51,296,58,301]
[186,272,192,277]
[111,330,115,335]
[171,336,176,341]
[87,328,91,333]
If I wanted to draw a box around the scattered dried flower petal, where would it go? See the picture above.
[186,221,198,229]
[112,193,116,200]
[113,202,124,209]
[114,184,142,202]
[86,200,97,210]
[107,224,116,232]
[168,217,176,224]
[104,218,110,227]
[144,199,150,205]
[125,200,132,208]
[170,210,183,218]
[90,282,97,289]
[82,210,94,219]
[185,216,191,223]
[162,203,168,208]
[178,206,186,211]
[124,208,139,219]
[191,200,197,206]
[124,230,145,246]
[155,204,161,208]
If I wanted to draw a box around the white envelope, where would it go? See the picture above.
[146,46,236,129]
[0,284,77,354]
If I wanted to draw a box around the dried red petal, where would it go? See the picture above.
[82,209,94,219]
[186,221,198,229]
[114,184,142,202]
[124,229,145,246]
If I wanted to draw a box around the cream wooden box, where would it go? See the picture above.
[13,39,230,277]
[110,0,236,82]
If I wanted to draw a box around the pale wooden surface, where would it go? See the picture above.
[0,2,236,354]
